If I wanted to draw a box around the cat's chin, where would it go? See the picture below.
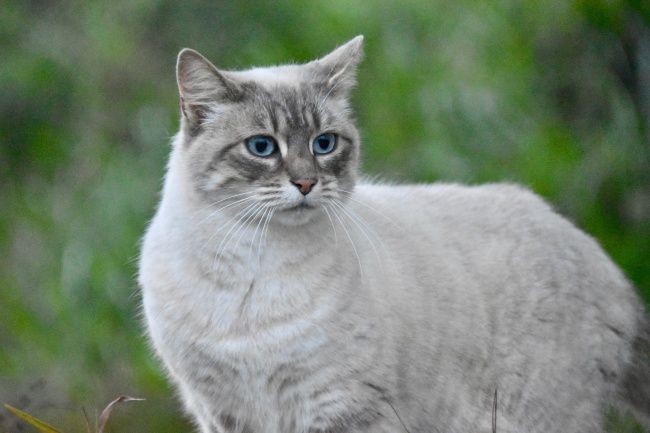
[274,203,322,226]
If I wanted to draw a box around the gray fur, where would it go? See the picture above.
[139,36,650,433]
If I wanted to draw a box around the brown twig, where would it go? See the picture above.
[97,396,144,433]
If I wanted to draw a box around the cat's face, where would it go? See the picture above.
[175,37,363,226]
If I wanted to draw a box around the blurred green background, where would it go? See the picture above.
[1,0,649,431]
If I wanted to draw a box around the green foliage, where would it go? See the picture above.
[1,0,648,431]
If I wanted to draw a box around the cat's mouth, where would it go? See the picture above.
[272,200,322,226]
[275,199,322,217]
[283,201,317,212]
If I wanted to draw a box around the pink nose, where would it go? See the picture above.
[291,178,317,195]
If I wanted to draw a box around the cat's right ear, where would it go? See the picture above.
[176,49,243,134]
[310,36,364,100]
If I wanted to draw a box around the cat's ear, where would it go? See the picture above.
[310,36,364,99]
[176,49,243,132]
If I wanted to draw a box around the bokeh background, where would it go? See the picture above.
[1,1,649,431]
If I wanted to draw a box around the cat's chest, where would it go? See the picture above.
[158,266,336,416]
[148,239,336,360]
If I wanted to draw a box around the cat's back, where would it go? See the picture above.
[356,181,610,260]
[352,181,641,346]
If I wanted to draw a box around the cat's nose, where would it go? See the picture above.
[291,178,317,195]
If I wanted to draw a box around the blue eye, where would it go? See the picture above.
[312,133,336,155]
[246,136,276,157]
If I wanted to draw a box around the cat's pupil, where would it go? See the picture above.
[256,141,268,153]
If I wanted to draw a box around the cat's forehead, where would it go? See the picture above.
[233,65,311,88]
[226,67,330,130]
[248,84,322,132]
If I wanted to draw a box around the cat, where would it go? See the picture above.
[139,36,650,433]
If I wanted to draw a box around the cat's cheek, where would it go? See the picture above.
[319,161,355,190]
[320,141,357,177]
[203,172,230,191]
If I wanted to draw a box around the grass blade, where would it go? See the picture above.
[4,404,63,433]
[82,407,93,433]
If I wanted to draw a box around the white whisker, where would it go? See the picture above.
[185,190,257,225]
[335,200,390,251]
[258,207,276,264]
[196,194,258,227]
[249,206,270,260]
[198,197,256,258]
[337,189,406,233]
[230,203,267,259]
[212,201,260,272]
[318,81,340,110]
[322,204,338,245]
[327,204,364,282]
[332,199,381,262]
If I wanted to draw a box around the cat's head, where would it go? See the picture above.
[173,36,364,226]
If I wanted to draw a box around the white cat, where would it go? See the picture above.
[139,36,650,433]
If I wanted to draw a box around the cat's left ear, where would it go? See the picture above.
[310,36,364,99]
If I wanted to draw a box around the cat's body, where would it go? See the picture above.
[139,37,649,433]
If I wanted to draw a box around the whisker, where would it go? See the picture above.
[318,55,358,110]
[322,204,338,245]
[185,189,257,223]
[230,203,267,260]
[337,189,406,233]
[249,206,270,260]
[198,198,256,257]
[258,207,276,264]
[213,203,258,271]
[195,194,258,227]
[318,81,340,111]
[332,200,381,262]
[335,200,391,253]
[327,204,364,282]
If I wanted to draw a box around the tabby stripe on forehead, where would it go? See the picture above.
[290,101,304,127]
[282,97,315,129]
[306,106,322,131]
[306,105,322,130]
[267,101,279,133]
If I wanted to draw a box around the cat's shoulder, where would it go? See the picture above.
[356,181,553,213]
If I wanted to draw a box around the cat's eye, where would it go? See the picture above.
[246,136,277,157]
[312,133,337,155]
